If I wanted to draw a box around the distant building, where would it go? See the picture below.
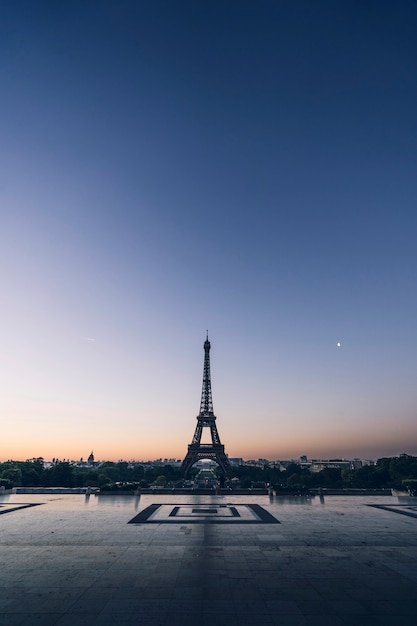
[310,459,352,472]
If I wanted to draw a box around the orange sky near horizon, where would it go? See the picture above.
[1,415,415,463]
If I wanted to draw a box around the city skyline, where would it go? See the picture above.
[1,2,417,463]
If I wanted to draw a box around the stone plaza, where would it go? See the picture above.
[1,492,417,625]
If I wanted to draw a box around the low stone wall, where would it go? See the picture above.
[309,488,391,496]
[10,487,99,494]
[99,488,269,496]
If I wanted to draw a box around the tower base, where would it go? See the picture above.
[181,443,232,478]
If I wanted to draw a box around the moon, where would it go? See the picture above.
[336,342,341,347]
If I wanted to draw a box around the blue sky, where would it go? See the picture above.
[1,1,417,462]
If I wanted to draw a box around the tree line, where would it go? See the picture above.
[1,454,416,491]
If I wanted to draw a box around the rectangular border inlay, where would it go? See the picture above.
[0,503,43,516]
[129,503,280,524]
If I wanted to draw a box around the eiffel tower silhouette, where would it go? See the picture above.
[181,334,232,478]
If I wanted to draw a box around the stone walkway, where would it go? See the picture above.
[0,493,416,624]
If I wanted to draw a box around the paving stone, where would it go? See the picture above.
[1,493,417,625]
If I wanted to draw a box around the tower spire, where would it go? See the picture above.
[199,333,214,416]
[181,335,232,478]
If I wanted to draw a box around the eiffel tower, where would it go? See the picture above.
[181,334,232,478]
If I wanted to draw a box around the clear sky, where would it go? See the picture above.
[1,1,417,463]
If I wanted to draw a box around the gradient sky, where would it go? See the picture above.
[1,1,417,463]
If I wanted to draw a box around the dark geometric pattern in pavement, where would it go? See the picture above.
[0,503,43,516]
[129,502,280,524]
[367,503,417,519]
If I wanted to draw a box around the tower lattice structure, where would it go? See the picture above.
[181,335,232,478]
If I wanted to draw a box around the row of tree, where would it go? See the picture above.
[0,459,178,490]
[1,454,416,491]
